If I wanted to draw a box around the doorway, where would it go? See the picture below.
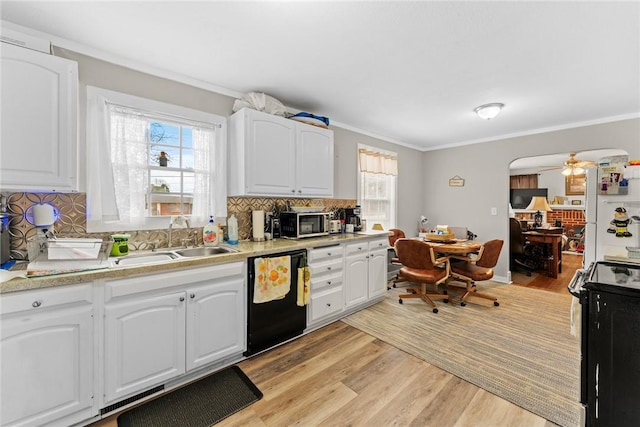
[508,149,627,291]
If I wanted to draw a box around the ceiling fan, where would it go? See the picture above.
[540,152,597,176]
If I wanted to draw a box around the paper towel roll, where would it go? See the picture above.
[252,210,265,240]
[32,204,56,226]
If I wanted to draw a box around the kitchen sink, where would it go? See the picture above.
[174,246,238,257]
[113,252,180,267]
[112,245,239,267]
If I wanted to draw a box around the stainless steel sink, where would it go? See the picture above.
[112,246,238,267]
[114,252,180,266]
[175,246,238,257]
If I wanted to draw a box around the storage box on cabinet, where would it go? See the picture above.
[1,284,96,427]
[103,262,246,404]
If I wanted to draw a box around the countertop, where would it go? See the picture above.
[603,245,640,265]
[0,231,389,294]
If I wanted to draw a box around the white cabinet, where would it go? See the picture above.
[344,239,388,309]
[103,262,245,404]
[229,108,334,197]
[0,42,78,192]
[307,244,345,326]
[0,284,95,427]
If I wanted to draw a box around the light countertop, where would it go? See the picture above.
[1,231,389,294]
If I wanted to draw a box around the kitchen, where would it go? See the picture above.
[1,2,640,427]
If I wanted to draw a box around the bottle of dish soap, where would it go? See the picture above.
[203,216,218,247]
[227,214,238,245]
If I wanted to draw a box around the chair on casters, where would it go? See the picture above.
[449,239,503,307]
[395,238,450,313]
[510,218,536,276]
[388,228,408,289]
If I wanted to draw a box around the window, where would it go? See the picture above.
[357,145,398,230]
[86,87,227,232]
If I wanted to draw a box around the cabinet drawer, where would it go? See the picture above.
[345,242,369,256]
[308,245,344,262]
[308,258,343,277]
[310,271,343,291]
[310,287,343,321]
[1,283,92,315]
[369,238,389,251]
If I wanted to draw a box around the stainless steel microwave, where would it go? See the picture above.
[280,212,330,239]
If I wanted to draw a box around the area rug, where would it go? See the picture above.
[342,283,581,427]
[117,366,263,427]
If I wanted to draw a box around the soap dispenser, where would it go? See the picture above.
[203,216,218,247]
[228,214,238,245]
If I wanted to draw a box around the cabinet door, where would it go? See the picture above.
[1,305,94,427]
[1,43,78,191]
[104,292,186,404]
[186,277,245,371]
[368,248,388,299]
[296,125,334,197]
[245,110,296,195]
[345,253,369,308]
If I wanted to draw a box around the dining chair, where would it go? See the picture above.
[388,228,408,289]
[394,238,450,313]
[449,239,503,307]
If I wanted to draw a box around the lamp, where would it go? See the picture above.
[474,103,504,120]
[526,196,551,228]
[372,223,384,231]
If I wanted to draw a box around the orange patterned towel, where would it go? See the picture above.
[253,256,291,303]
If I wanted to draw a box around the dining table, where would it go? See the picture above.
[423,239,483,255]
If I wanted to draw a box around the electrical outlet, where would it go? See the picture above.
[491,207,497,216]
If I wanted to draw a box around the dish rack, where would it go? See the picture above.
[28,237,113,262]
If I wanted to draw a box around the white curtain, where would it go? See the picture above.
[359,148,398,176]
[109,108,148,226]
[191,127,227,223]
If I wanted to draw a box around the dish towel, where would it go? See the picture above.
[253,256,291,303]
[297,266,311,306]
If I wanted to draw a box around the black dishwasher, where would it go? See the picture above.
[569,260,640,426]
[245,249,307,356]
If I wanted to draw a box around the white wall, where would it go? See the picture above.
[422,118,640,281]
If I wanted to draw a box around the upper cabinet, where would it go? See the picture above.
[0,42,78,192]
[228,108,334,198]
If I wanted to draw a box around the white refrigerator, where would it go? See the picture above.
[584,164,640,266]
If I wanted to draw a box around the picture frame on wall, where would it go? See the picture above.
[565,173,586,196]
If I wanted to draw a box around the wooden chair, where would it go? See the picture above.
[388,228,408,289]
[395,238,450,313]
[449,239,503,307]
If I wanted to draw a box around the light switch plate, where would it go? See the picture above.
[491,207,497,216]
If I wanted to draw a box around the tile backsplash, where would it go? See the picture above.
[3,192,355,260]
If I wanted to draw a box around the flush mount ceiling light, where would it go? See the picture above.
[474,103,505,120]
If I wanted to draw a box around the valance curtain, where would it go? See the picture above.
[358,148,398,176]
[510,174,539,189]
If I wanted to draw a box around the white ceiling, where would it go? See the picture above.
[2,1,639,151]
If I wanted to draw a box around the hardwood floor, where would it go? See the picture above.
[512,252,583,294]
[93,321,559,427]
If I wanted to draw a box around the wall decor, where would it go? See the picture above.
[565,173,586,196]
[571,200,582,205]
[448,175,465,187]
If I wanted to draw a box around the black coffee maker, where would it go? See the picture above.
[344,206,362,232]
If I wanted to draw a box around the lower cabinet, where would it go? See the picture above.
[0,284,95,427]
[345,239,388,309]
[103,262,245,404]
[307,244,345,326]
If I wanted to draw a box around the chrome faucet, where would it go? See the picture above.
[168,215,192,248]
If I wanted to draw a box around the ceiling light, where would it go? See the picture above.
[562,166,585,176]
[474,103,504,120]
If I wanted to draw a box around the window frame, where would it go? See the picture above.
[86,86,226,233]
[356,143,398,231]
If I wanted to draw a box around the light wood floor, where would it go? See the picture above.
[512,252,583,294]
[94,320,560,427]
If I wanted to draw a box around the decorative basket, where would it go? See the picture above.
[425,233,455,242]
[627,247,640,259]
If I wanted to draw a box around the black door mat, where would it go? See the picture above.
[117,366,262,427]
